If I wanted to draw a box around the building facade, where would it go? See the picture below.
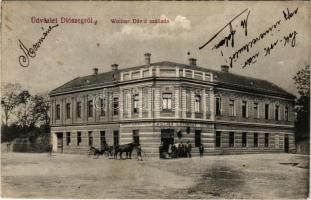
[49,53,295,156]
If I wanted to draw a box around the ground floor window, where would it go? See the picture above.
[113,130,119,146]
[242,132,247,147]
[254,133,258,147]
[77,132,82,146]
[100,131,106,147]
[265,133,269,147]
[216,131,221,147]
[133,130,140,145]
[229,132,235,147]
[66,132,71,146]
[195,130,201,147]
[88,131,93,146]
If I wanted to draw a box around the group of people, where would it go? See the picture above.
[160,141,205,159]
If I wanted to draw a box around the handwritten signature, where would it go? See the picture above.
[18,24,59,67]
[199,7,299,69]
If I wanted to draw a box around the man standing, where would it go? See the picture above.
[199,143,204,158]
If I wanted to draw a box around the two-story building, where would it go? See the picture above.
[49,53,295,156]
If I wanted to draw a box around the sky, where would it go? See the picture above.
[2,1,310,96]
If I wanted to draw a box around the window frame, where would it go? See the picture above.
[133,94,139,114]
[56,104,60,120]
[66,103,71,119]
[66,132,71,146]
[242,101,247,118]
[253,102,259,118]
[88,131,93,147]
[113,97,119,115]
[216,131,221,147]
[229,132,235,147]
[77,132,82,146]
[216,96,221,116]
[242,132,247,147]
[285,106,289,121]
[264,133,269,147]
[265,104,269,120]
[254,132,258,147]
[162,93,172,112]
[195,95,201,113]
[88,100,94,118]
[275,105,280,121]
[76,101,81,118]
[229,99,235,116]
[133,130,140,145]
[195,130,202,147]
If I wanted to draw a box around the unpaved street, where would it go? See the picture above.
[1,153,309,199]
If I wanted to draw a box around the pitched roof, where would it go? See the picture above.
[49,61,295,99]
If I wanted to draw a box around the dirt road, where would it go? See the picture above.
[1,153,309,198]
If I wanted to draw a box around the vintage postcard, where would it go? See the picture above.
[1,1,310,199]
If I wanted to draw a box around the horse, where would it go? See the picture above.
[89,146,105,158]
[114,143,138,159]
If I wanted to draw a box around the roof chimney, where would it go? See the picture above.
[93,67,98,75]
[144,53,151,65]
[111,64,118,71]
[221,65,229,72]
[189,58,197,67]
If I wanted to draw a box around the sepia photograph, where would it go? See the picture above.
[1,1,310,199]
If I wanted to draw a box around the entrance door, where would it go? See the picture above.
[161,129,174,152]
[284,135,289,153]
[56,133,63,153]
[113,130,119,147]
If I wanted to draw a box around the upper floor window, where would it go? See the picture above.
[186,91,191,113]
[285,106,289,121]
[265,104,269,120]
[133,94,139,114]
[253,102,259,118]
[88,100,93,117]
[66,103,71,119]
[76,102,81,118]
[56,104,60,120]
[275,105,280,121]
[100,98,105,116]
[195,95,201,113]
[216,97,221,116]
[242,101,247,118]
[162,93,172,111]
[229,99,235,116]
[113,97,119,115]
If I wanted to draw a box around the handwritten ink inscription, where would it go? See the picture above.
[18,24,59,67]
[199,7,299,69]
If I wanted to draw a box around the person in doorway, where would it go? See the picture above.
[186,140,192,158]
[199,143,204,158]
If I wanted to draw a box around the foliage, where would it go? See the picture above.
[293,65,310,141]
[1,83,22,126]
[1,84,50,143]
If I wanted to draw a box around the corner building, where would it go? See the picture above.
[49,53,295,156]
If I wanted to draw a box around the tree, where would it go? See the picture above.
[32,93,50,132]
[1,83,22,126]
[15,90,35,132]
[293,65,310,141]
